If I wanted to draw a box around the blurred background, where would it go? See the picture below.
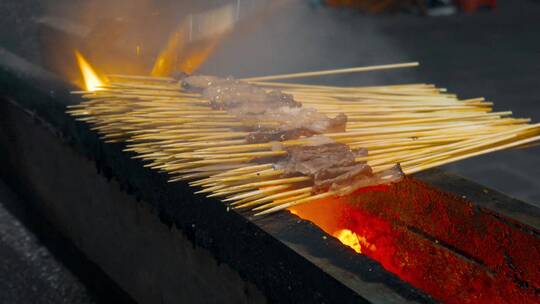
[1,0,539,302]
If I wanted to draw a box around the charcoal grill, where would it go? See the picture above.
[0,7,539,304]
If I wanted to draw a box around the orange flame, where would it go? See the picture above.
[289,197,378,255]
[74,50,104,91]
[151,3,235,77]
[333,229,362,253]
[150,24,222,77]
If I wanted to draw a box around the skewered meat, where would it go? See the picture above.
[182,75,394,194]
[246,128,317,144]
[329,164,404,196]
[181,75,233,91]
[280,141,360,176]
[182,75,300,110]
[277,136,403,195]
[204,84,300,112]
[245,107,347,133]
[181,75,346,136]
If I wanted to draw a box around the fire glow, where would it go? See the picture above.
[333,229,362,253]
[289,180,540,303]
[150,23,224,77]
[74,50,104,92]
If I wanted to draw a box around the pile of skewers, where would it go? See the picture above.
[68,62,540,216]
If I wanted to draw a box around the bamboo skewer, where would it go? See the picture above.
[68,64,540,216]
[242,62,419,82]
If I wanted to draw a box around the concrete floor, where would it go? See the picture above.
[0,176,137,303]
[0,180,96,303]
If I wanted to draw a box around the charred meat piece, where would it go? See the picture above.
[246,128,318,144]
[204,84,300,112]
[181,75,236,92]
[183,75,347,138]
[313,163,372,193]
[327,113,348,133]
[281,142,358,177]
[329,164,404,196]
[279,138,403,194]
[246,107,347,134]
[182,75,300,110]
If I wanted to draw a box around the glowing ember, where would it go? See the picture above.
[289,181,540,303]
[333,229,362,253]
[74,50,104,92]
